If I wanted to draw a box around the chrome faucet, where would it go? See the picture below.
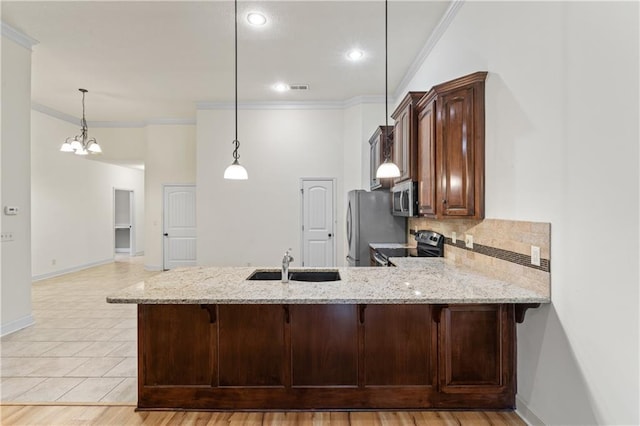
[282,249,294,283]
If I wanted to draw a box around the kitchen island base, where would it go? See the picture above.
[138,303,516,410]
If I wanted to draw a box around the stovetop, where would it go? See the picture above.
[376,247,420,260]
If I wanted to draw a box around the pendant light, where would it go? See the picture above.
[60,89,102,156]
[376,0,401,179]
[223,0,248,180]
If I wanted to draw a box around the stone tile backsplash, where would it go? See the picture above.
[408,218,551,298]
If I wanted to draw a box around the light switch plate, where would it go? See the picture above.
[531,246,541,266]
[451,232,457,244]
[465,234,473,249]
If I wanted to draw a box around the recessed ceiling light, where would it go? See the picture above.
[247,12,267,26]
[347,49,364,61]
[273,83,290,92]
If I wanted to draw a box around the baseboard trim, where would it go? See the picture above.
[144,264,163,271]
[32,258,114,282]
[135,251,144,256]
[115,248,130,253]
[516,395,545,426]
[1,314,35,337]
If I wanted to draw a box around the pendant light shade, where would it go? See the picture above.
[375,0,401,179]
[224,0,248,180]
[376,159,401,178]
[60,88,102,156]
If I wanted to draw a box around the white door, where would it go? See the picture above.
[301,179,335,267]
[163,185,197,270]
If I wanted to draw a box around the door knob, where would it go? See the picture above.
[328,233,333,238]
[163,233,169,237]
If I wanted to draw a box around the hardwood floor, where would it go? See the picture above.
[1,405,526,425]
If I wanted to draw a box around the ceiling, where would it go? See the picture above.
[2,1,450,123]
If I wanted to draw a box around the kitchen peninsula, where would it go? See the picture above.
[108,260,549,411]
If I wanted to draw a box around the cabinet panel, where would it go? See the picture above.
[392,92,426,185]
[140,305,213,386]
[369,126,393,190]
[439,87,475,216]
[218,305,286,387]
[438,304,514,394]
[417,94,437,216]
[290,305,358,386]
[363,305,435,386]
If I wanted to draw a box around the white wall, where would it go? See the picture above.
[1,36,33,335]
[197,108,347,267]
[144,124,196,270]
[31,110,145,279]
[399,2,638,424]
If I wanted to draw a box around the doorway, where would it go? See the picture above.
[114,188,135,256]
[163,184,197,270]
[300,178,336,267]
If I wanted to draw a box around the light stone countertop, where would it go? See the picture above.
[369,242,416,249]
[107,258,550,305]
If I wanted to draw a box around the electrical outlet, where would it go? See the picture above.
[465,234,473,249]
[51,259,56,266]
[1,232,14,242]
[531,246,541,266]
[451,232,457,244]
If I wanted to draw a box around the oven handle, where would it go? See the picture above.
[373,252,388,266]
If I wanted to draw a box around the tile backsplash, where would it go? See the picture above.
[408,218,551,298]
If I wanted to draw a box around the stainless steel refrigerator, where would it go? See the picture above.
[346,190,407,266]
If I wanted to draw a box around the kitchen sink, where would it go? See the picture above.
[247,270,341,282]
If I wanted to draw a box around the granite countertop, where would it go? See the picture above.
[107,258,550,305]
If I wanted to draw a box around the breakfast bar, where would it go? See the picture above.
[107,259,549,411]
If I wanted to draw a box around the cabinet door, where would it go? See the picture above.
[393,108,410,183]
[438,304,514,394]
[370,137,381,190]
[437,87,477,217]
[290,305,358,386]
[140,304,213,386]
[363,305,436,386]
[218,305,286,387]
[417,96,437,216]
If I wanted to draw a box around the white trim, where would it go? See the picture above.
[1,22,39,50]
[1,314,35,337]
[144,264,163,271]
[197,100,346,111]
[135,251,145,256]
[32,103,79,126]
[89,121,145,128]
[115,248,130,253]
[394,0,465,100]
[31,258,114,282]
[146,118,196,126]
[516,395,546,426]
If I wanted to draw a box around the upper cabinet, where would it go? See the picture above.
[417,72,487,219]
[391,92,426,184]
[369,126,394,191]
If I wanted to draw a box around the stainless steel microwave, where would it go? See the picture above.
[391,181,418,217]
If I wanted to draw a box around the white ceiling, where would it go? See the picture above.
[2,1,450,123]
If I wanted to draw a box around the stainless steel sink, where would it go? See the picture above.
[247,270,341,282]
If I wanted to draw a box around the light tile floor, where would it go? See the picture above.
[0,256,159,403]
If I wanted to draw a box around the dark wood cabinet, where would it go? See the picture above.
[290,305,358,386]
[416,72,487,219]
[362,304,436,387]
[138,302,516,410]
[218,305,286,387]
[391,92,426,184]
[436,304,514,401]
[369,126,394,190]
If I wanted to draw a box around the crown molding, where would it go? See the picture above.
[197,96,386,111]
[32,102,79,126]
[145,118,196,126]
[1,21,39,50]
[89,121,146,128]
[394,0,465,99]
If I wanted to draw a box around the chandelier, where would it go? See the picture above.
[60,88,102,156]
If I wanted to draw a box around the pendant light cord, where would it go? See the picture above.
[383,0,390,161]
[232,0,240,161]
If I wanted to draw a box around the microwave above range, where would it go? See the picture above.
[391,181,418,217]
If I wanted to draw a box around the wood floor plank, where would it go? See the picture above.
[0,406,527,425]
